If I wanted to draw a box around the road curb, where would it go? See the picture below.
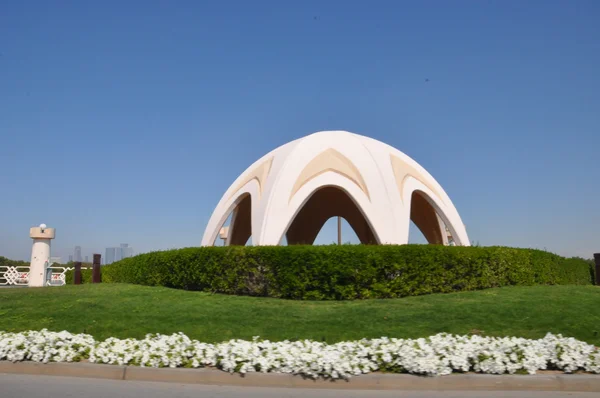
[0,361,125,380]
[1,361,600,391]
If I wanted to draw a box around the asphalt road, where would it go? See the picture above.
[0,374,595,398]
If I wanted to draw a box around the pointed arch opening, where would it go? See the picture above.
[213,193,253,246]
[409,190,451,245]
[284,186,377,245]
[228,193,252,245]
[314,216,361,245]
[408,221,428,244]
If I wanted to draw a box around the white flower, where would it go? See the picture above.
[1,330,599,379]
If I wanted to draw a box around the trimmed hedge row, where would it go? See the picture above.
[585,257,597,284]
[69,245,594,300]
[64,269,93,285]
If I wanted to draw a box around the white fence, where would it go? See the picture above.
[0,265,89,287]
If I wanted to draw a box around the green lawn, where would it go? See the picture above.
[1,284,599,345]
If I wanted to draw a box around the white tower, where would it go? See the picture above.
[29,223,56,287]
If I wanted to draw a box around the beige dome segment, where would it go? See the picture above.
[228,157,273,200]
[290,148,370,201]
[202,131,469,247]
[390,154,444,205]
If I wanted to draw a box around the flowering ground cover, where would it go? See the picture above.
[1,330,599,378]
[2,284,600,378]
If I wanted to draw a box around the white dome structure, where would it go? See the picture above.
[202,131,469,246]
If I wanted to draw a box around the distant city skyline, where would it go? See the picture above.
[105,247,115,265]
[74,246,82,263]
[104,244,134,265]
[52,245,136,264]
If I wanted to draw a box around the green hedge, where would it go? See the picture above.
[82,245,594,300]
[584,257,597,284]
[65,269,93,284]
[0,256,29,268]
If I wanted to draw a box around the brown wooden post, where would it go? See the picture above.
[92,254,101,283]
[74,261,82,285]
[594,253,600,286]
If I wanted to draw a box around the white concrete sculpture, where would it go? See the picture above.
[202,131,469,246]
[29,223,56,287]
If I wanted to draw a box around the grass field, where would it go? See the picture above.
[1,284,599,345]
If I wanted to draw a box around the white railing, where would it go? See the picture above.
[0,265,31,286]
[0,266,89,287]
[46,266,90,286]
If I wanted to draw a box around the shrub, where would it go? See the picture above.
[65,269,93,284]
[0,256,29,268]
[89,245,593,300]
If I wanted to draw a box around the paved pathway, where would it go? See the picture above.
[1,373,595,398]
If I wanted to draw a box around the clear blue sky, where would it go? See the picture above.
[1,0,599,261]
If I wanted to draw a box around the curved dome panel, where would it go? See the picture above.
[201,131,469,247]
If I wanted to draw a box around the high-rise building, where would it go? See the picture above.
[68,255,73,263]
[74,246,82,262]
[104,244,134,265]
[114,247,122,262]
[85,256,89,263]
[105,247,116,265]
[120,243,134,260]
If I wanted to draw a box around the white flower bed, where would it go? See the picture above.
[1,330,599,378]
